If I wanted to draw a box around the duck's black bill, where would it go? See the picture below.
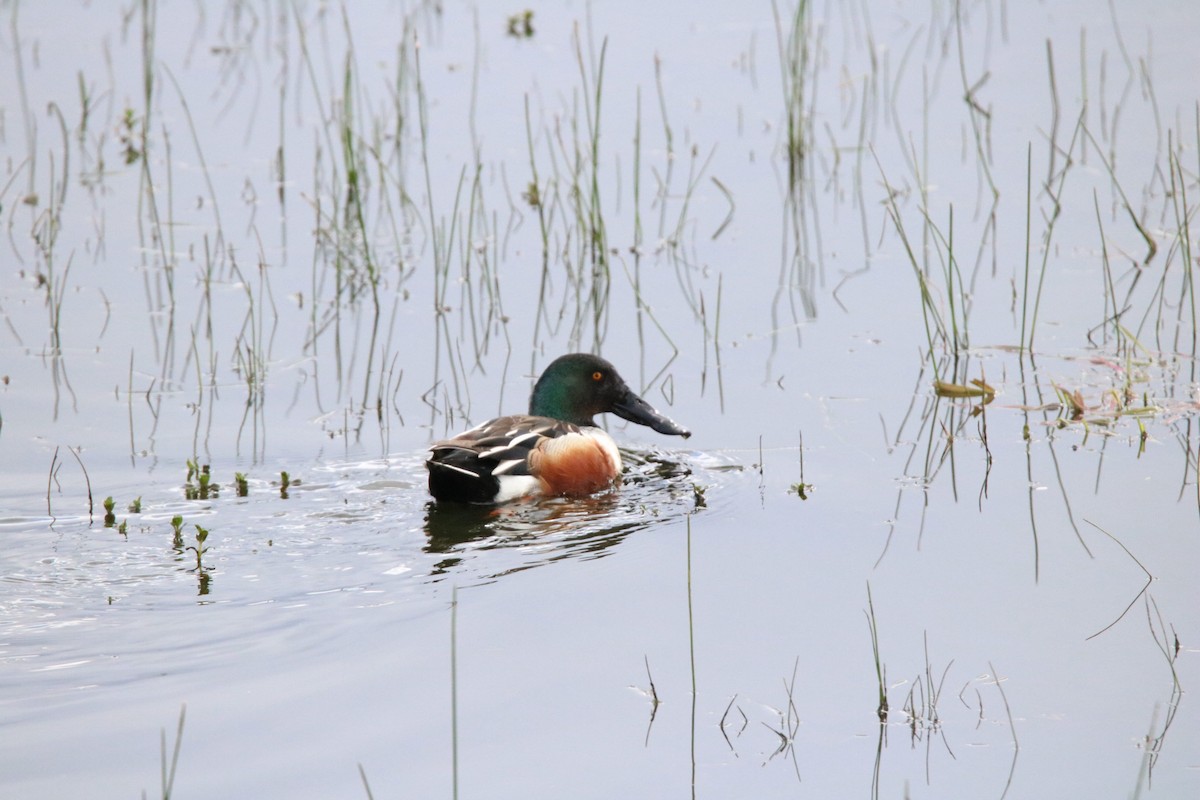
[612,390,691,438]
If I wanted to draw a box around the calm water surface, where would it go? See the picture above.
[2,1,1198,797]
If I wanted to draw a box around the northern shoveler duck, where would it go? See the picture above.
[427,353,691,503]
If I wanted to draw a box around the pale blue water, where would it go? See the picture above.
[2,1,1198,797]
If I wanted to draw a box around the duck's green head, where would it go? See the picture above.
[529,353,691,437]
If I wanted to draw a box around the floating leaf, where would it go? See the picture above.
[933,379,995,400]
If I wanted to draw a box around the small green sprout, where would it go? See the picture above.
[186,524,210,572]
[185,460,218,499]
[505,10,534,38]
[788,482,813,500]
[522,181,541,208]
[119,108,142,164]
[198,465,215,497]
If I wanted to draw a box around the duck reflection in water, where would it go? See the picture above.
[422,448,698,576]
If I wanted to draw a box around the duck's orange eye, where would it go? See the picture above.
[592,371,603,381]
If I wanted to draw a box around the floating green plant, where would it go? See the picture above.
[127,496,142,513]
[170,515,184,549]
[1048,381,1160,429]
[933,378,995,401]
[103,496,116,527]
[234,472,249,497]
